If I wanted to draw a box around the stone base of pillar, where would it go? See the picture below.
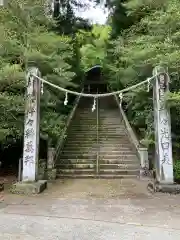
[10,180,47,195]
[45,168,57,181]
[147,181,180,194]
[156,183,180,194]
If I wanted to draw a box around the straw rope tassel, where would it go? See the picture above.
[92,97,96,112]
[64,92,68,105]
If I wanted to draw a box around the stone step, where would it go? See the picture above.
[63,144,132,154]
[98,128,126,130]
[57,163,95,169]
[71,126,119,129]
[76,112,120,115]
[60,152,136,156]
[66,138,129,141]
[57,169,96,174]
[63,144,133,149]
[64,141,131,145]
[98,139,130,142]
[64,140,96,144]
[68,135,126,140]
[99,124,124,126]
[69,133,97,135]
[73,120,122,122]
[59,157,138,163]
[64,142,131,146]
[70,127,125,131]
[57,174,96,178]
[57,169,139,176]
[99,134,128,137]
[56,174,138,179]
[77,113,120,116]
[99,126,125,128]
[65,138,130,142]
[61,149,134,154]
[74,117,121,118]
[59,159,138,164]
[72,121,96,123]
[71,124,98,126]
[67,135,128,138]
[63,145,133,150]
[97,134,128,136]
[56,159,96,164]
[56,159,138,164]
[98,140,130,143]
[73,119,96,121]
[71,126,98,128]
[99,118,122,120]
[56,163,139,170]
[99,155,138,160]
[69,131,97,134]
[98,135,127,137]
[100,164,139,169]
[61,150,136,155]
[57,101,139,179]
[74,116,122,119]
[71,127,126,130]
[74,117,97,121]
[70,128,127,135]
[66,136,97,139]
[99,117,122,119]
[98,149,135,153]
[70,131,126,134]
[99,159,138,164]
[63,143,131,147]
[71,125,125,128]
[72,122,124,124]
[99,169,139,175]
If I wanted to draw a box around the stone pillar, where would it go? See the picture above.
[22,67,41,182]
[139,148,149,168]
[0,0,4,7]
[139,147,150,178]
[153,66,173,184]
[46,147,56,180]
[10,67,47,195]
[47,147,55,168]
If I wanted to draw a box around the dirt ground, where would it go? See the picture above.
[1,178,180,239]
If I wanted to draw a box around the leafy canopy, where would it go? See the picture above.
[0,0,77,145]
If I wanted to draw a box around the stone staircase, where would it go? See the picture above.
[56,96,140,178]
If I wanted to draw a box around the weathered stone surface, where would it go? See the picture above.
[153,67,173,183]
[156,183,180,194]
[10,180,47,195]
[45,168,57,180]
[147,181,180,194]
[47,147,55,169]
[139,167,152,180]
[22,67,41,182]
[38,159,47,180]
[147,181,156,193]
[56,97,140,178]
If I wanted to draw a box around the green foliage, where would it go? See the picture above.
[104,0,180,148]
[53,0,91,35]
[0,0,77,145]
[78,25,111,71]
[174,160,180,180]
[2,0,180,161]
